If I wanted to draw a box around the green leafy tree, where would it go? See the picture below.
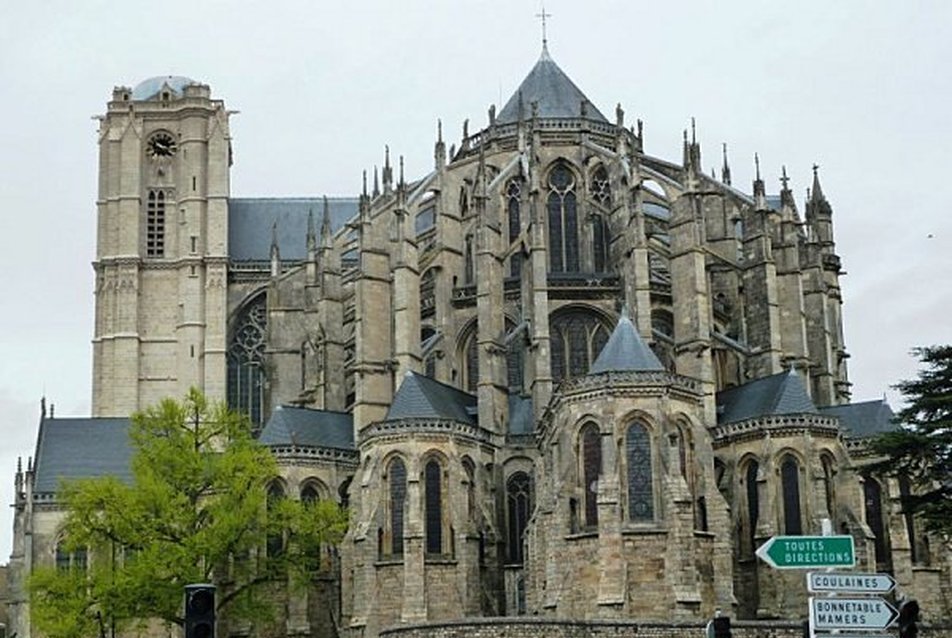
[29,389,348,637]
[871,345,952,534]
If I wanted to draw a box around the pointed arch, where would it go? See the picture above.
[864,476,890,569]
[579,422,602,529]
[424,457,444,556]
[227,292,267,429]
[506,177,524,277]
[547,161,579,273]
[780,454,803,535]
[549,307,611,384]
[506,471,532,564]
[742,456,761,557]
[387,456,407,557]
[626,421,654,522]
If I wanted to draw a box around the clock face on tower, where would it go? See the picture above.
[147,132,177,158]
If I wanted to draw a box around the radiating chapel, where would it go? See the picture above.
[8,42,951,638]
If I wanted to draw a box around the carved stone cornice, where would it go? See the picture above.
[711,414,841,448]
[359,418,494,448]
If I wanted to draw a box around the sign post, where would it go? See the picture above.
[755,535,855,570]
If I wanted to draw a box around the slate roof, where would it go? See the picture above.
[258,405,354,450]
[386,372,477,424]
[228,197,359,262]
[33,417,133,495]
[716,370,818,425]
[589,314,664,374]
[820,399,897,439]
[496,45,607,125]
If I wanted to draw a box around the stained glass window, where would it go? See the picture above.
[301,484,319,504]
[267,482,285,559]
[465,332,478,393]
[507,179,523,278]
[425,460,443,555]
[821,455,836,518]
[864,477,888,567]
[547,163,579,273]
[549,311,610,383]
[227,296,267,429]
[781,455,802,535]
[389,458,407,556]
[745,460,760,554]
[592,215,609,273]
[506,472,532,564]
[581,423,601,528]
[592,166,611,204]
[626,423,653,521]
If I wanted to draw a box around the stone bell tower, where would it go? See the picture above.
[91,76,231,416]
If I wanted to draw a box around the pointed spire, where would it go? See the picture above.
[721,143,732,185]
[780,165,795,208]
[434,119,446,170]
[382,145,393,193]
[811,163,826,202]
[362,169,368,198]
[753,153,766,207]
[321,195,332,244]
[373,166,380,198]
[399,155,405,189]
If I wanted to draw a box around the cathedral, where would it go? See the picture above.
[8,42,952,638]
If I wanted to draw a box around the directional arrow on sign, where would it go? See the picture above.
[756,535,855,569]
[810,597,899,630]
[807,572,896,594]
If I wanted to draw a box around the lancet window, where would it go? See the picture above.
[549,310,610,384]
[388,458,407,556]
[506,471,532,564]
[780,455,803,535]
[55,541,87,571]
[227,296,267,429]
[424,459,444,556]
[507,178,523,278]
[864,476,889,568]
[626,422,654,521]
[547,163,579,273]
[266,481,286,559]
[745,460,760,555]
[580,423,602,529]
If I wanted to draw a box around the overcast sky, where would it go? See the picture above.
[1,0,950,559]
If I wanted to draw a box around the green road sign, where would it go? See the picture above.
[756,535,855,569]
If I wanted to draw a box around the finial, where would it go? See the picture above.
[488,104,496,126]
[373,165,380,197]
[616,103,624,128]
[50,403,55,418]
[721,142,732,186]
[17,456,22,473]
[754,153,761,181]
[437,118,443,143]
[307,207,316,250]
[463,118,469,140]
[385,145,391,170]
[321,195,332,239]
[362,169,368,197]
[780,165,790,191]
[271,220,278,247]
[399,155,405,187]
[536,3,552,48]
[691,117,696,144]
[40,396,46,419]
[813,163,820,177]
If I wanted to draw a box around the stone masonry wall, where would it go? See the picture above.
[379,617,952,638]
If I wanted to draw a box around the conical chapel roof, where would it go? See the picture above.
[496,44,607,125]
[589,313,665,374]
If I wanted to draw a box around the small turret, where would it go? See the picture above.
[682,118,701,179]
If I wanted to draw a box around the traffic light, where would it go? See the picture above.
[898,599,919,638]
[185,583,215,638]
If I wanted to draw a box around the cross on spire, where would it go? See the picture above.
[536,3,552,46]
